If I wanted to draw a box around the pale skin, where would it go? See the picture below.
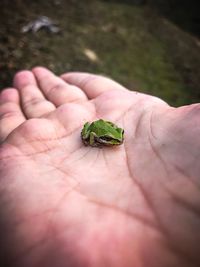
[0,67,200,267]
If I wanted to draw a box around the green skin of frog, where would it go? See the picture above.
[81,119,124,147]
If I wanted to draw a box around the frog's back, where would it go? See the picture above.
[91,119,117,137]
[91,120,108,135]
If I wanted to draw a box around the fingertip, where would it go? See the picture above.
[60,73,68,79]
[32,66,46,73]
[61,71,87,78]
[60,72,96,86]
[32,66,54,77]
[0,88,19,103]
[14,69,32,80]
[13,70,37,88]
[61,72,126,99]
[60,72,76,82]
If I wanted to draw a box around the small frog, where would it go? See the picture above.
[81,119,124,147]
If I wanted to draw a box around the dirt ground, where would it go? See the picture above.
[0,0,200,106]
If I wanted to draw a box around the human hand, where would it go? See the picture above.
[0,67,199,267]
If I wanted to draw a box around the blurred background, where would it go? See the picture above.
[0,0,200,106]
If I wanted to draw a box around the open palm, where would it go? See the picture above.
[0,67,200,267]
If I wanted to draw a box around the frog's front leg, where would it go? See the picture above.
[89,132,98,147]
[82,122,91,139]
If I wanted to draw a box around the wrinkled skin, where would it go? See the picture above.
[0,67,200,267]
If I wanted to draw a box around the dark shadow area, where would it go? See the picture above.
[104,0,200,37]
[102,0,146,5]
[148,0,200,37]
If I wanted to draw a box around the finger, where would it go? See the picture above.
[61,72,126,99]
[0,88,26,142]
[13,70,56,118]
[32,67,88,106]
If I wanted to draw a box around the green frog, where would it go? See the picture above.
[81,119,124,147]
